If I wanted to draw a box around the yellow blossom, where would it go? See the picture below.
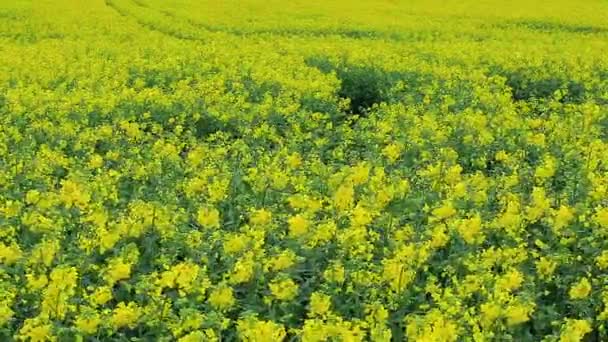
[569,278,592,300]
[237,316,286,342]
[104,258,132,285]
[270,278,299,301]
[536,257,557,279]
[334,184,355,212]
[209,286,235,310]
[196,207,221,229]
[594,207,608,229]
[382,143,402,163]
[229,254,255,284]
[596,251,608,269]
[59,179,91,209]
[457,214,484,244]
[268,250,296,272]
[496,269,524,293]
[250,209,272,226]
[111,302,141,329]
[432,201,457,220]
[309,292,331,317]
[535,155,556,181]
[324,262,345,284]
[288,214,309,237]
[505,303,534,326]
[559,319,592,342]
[553,205,575,232]
[286,153,302,169]
[18,318,55,342]
[41,266,78,320]
[90,286,113,307]
[75,312,102,334]
[0,243,22,265]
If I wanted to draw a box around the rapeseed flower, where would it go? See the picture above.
[111,302,142,329]
[270,278,299,301]
[559,319,592,342]
[288,214,309,237]
[196,207,221,229]
[3,1,608,340]
[569,278,592,300]
[237,316,286,342]
[309,292,332,317]
[209,285,235,310]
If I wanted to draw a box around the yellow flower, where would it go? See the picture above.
[250,209,272,226]
[309,292,331,317]
[224,233,248,255]
[230,254,255,284]
[457,214,483,244]
[0,304,14,326]
[268,250,296,272]
[527,187,551,222]
[405,313,458,342]
[286,153,302,169]
[185,177,207,198]
[528,132,546,148]
[25,190,41,204]
[159,262,201,295]
[535,155,556,181]
[111,302,141,329]
[594,207,608,229]
[104,258,132,285]
[237,316,286,342]
[41,266,78,320]
[179,330,218,342]
[301,319,329,342]
[196,207,221,229]
[351,205,373,227]
[209,286,235,310]
[445,165,463,185]
[0,242,22,265]
[496,269,524,293]
[88,154,104,169]
[75,312,102,334]
[569,278,592,300]
[334,184,354,212]
[26,273,48,291]
[349,163,371,185]
[208,179,229,203]
[324,262,345,284]
[18,318,55,342]
[596,251,608,269]
[505,303,533,326]
[553,205,575,232]
[90,286,113,307]
[559,319,592,342]
[288,214,309,237]
[432,201,457,220]
[536,257,557,279]
[496,200,522,232]
[98,229,121,253]
[269,278,299,301]
[429,224,449,248]
[480,302,501,327]
[308,221,337,248]
[382,143,402,163]
[495,150,509,162]
[59,179,91,209]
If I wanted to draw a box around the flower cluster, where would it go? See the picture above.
[1,0,608,341]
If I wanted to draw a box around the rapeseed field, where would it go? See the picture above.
[1,0,608,340]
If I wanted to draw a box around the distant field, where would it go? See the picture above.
[1,1,608,341]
